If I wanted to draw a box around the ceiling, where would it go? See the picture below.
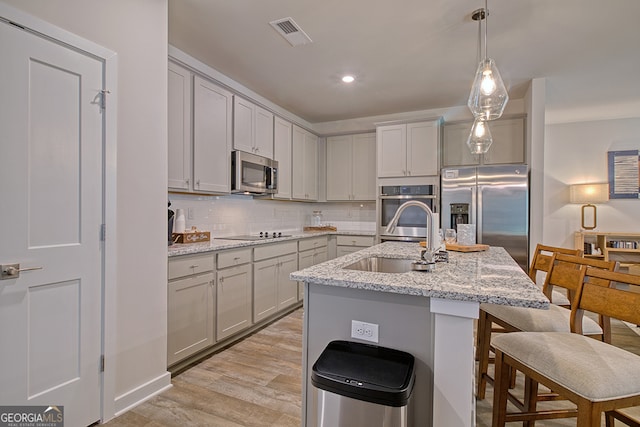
[169,0,640,124]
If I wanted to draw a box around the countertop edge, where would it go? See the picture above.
[168,230,375,257]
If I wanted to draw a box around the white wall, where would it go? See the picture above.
[2,0,170,420]
[543,117,640,248]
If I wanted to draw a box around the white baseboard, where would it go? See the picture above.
[112,371,172,418]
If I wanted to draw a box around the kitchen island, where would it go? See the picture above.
[291,241,548,427]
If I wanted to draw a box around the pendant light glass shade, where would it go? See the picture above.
[466,118,493,154]
[468,58,509,120]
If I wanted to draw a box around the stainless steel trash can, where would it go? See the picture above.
[311,340,415,427]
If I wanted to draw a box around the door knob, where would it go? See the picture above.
[1,263,43,280]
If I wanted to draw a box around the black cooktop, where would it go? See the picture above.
[222,232,291,241]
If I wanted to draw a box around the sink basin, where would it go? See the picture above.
[343,257,414,273]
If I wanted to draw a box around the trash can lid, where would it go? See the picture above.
[311,340,415,407]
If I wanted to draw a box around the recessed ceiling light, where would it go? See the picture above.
[341,75,355,83]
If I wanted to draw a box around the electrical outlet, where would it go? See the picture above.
[351,320,379,343]
[187,208,195,220]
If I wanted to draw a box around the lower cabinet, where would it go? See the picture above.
[253,241,298,322]
[216,248,253,341]
[298,236,329,301]
[167,253,216,367]
[336,234,375,257]
[168,237,334,368]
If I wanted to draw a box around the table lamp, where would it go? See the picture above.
[569,183,609,230]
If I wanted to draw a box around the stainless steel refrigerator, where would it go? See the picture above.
[440,165,529,270]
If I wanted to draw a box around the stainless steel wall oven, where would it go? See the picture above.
[378,185,438,242]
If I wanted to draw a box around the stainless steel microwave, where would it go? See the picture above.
[231,150,278,194]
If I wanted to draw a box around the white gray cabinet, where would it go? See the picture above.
[273,116,293,200]
[336,235,375,257]
[233,96,274,158]
[168,62,192,191]
[297,236,328,301]
[326,133,376,201]
[167,253,216,366]
[253,241,298,322]
[193,75,233,193]
[216,248,252,340]
[292,125,318,201]
[376,121,439,178]
[442,117,525,167]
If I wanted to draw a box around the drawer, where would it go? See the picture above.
[336,235,375,247]
[299,236,328,252]
[254,241,297,262]
[168,253,215,280]
[217,248,252,269]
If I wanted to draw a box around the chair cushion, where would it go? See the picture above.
[493,332,640,401]
[480,303,602,335]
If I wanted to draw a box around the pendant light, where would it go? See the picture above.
[467,117,493,154]
[468,2,508,121]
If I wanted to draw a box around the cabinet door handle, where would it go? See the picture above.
[189,264,199,269]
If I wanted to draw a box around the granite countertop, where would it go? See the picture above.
[168,230,375,257]
[290,241,549,309]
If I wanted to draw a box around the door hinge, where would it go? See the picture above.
[100,89,110,110]
[100,355,105,372]
[100,224,106,241]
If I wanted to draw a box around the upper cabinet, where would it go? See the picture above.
[168,62,192,191]
[376,120,440,178]
[326,133,376,201]
[442,117,525,167]
[168,61,233,194]
[233,96,274,158]
[193,75,233,193]
[292,125,318,201]
[273,116,293,200]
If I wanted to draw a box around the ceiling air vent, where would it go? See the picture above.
[269,17,312,47]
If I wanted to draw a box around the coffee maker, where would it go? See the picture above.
[450,203,469,228]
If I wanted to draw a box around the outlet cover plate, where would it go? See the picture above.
[351,320,379,343]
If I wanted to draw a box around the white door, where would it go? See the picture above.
[0,20,104,427]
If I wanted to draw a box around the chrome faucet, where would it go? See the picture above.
[385,200,438,260]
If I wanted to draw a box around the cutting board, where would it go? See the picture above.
[419,241,489,252]
[445,243,489,252]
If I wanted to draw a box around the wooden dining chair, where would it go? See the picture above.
[491,267,640,427]
[528,244,583,307]
[476,252,616,401]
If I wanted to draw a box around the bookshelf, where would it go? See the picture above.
[574,231,640,274]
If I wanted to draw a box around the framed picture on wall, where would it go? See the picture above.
[608,150,640,199]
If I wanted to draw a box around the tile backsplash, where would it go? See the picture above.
[169,193,376,237]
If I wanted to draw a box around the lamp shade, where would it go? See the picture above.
[466,117,493,154]
[467,58,509,120]
[569,183,609,204]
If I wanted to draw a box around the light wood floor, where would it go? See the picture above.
[103,309,640,427]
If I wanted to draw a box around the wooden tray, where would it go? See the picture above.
[304,226,337,231]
